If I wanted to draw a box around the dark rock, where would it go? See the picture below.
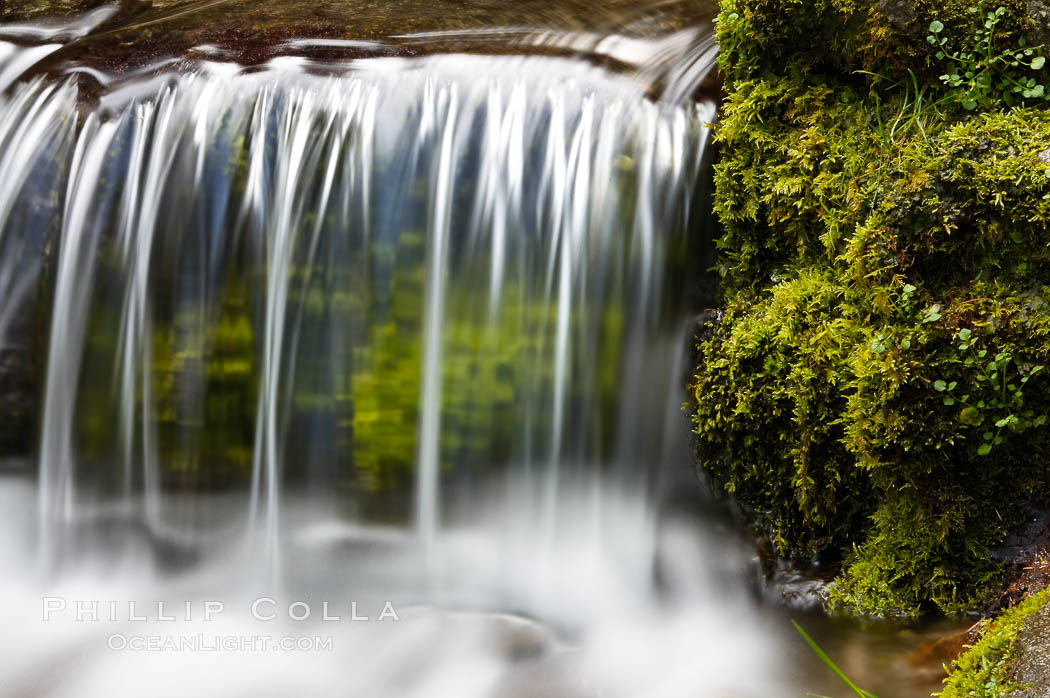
[761,559,831,612]
[991,508,1050,565]
[1027,0,1050,48]
[876,0,919,30]
[871,0,1050,45]
[1010,600,1050,697]
[51,514,201,574]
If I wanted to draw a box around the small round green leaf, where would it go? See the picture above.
[961,407,983,425]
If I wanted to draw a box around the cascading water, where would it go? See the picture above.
[24,52,712,552]
[0,6,952,697]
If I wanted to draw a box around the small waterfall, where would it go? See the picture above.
[0,36,796,698]
[4,52,713,568]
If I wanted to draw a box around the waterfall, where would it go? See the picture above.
[0,36,796,698]
[0,52,712,564]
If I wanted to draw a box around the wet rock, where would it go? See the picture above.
[876,0,919,30]
[486,614,561,663]
[761,561,831,612]
[1027,0,1050,48]
[991,508,1050,566]
[906,626,973,684]
[1010,599,1050,697]
[54,514,201,573]
[870,0,1050,44]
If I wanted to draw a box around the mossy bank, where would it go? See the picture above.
[940,588,1050,696]
[694,0,1050,617]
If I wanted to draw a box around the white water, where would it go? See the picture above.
[0,40,800,697]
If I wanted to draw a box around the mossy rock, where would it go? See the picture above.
[696,0,1050,617]
[939,587,1050,696]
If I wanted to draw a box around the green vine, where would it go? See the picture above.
[935,328,1046,455]
[927,5,1047,110]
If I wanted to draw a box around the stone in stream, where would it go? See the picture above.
[48,513,201,573]
[906,626,972,685]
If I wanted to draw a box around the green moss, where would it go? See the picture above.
[938,588,1050,697]
[694,270,871,558]
[696,0,1050,617]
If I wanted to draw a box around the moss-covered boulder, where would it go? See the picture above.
[939,587,1050,696]
[695,0,1050,616]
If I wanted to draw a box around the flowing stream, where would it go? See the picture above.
[0,3,963,697]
